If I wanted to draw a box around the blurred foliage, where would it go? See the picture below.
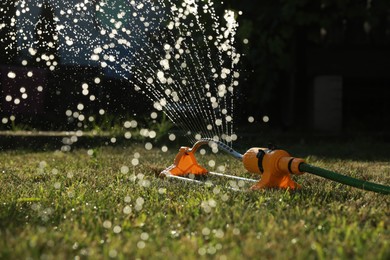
[222,0,390,115]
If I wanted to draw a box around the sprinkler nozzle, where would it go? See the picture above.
[160,146,208,177]
[242,147,305,190]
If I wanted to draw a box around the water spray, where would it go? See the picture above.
[161,139,390,195]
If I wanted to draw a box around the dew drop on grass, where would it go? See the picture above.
[103,220,112,229]
[136,197,144,206]
[140,179,151,188]
[237,180,245,187]
[123,205,132,214]
[123,121,131,128]
[148,131,156,138]
[137,241,146,249]
[124,196,131,203]
[121,165,129,174]
[65,110,72,117]
[202,227,210,236]
[130,120,138,128]
[207,246,217,255]
[131,158,139,166]
[124,132,132,139]
[161,146,168,152]
[140,232,149,241]
[217,165,225,172]
[113,225,122,234]
[215,229,224,238]
[168,133,176,141]
[221,193,229,202]
[201,202,212,213]
[198,247,206,256]
[108,249,117,258]
[208,199,217,208]
[208,160,215,167]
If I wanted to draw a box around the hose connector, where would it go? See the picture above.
[242,147,305,190]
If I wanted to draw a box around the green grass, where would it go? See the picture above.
[0,142,389,259]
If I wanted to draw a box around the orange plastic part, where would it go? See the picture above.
[161,146,208,176]
[242,148,305,190]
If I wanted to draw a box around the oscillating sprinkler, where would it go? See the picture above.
[161,138,390,194]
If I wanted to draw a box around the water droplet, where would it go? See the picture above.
[145,142,153,150]
[168,134,176,141]
[7,71,16,79]
[208,160,215,167]
[202,227,210,236]
[140,232,149,240]
[131,158,139,166]
[113,225,122,234]
[137,241,146,249]
[121,166,129,174]
[123,205,132,214]
[103,220,112,229]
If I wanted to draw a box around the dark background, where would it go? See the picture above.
[1,0,390,135]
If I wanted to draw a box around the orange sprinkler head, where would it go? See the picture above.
[161,146,208,177]
[242,147,305,190]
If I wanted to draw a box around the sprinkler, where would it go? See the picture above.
[161,138,390,195]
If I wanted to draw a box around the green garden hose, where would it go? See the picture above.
[299,163,390,195]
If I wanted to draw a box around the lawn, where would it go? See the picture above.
[0,140,389,259]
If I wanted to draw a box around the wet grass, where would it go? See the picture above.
[0,142,389,259]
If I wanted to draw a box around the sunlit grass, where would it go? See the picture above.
[0,143,389,259]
